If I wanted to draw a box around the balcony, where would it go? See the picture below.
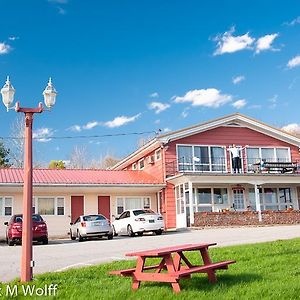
[165,156,300,178]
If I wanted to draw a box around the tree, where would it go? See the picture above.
[99,154,120,169]
[48,160,66,169]
[0,141,11,167]
[7,115,25,167]
[69,145,88,169]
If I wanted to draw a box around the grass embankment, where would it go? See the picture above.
[2,238,300,299]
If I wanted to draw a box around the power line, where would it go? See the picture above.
[0,130,158,141]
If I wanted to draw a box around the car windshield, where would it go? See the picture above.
[14,215,44,223]
[133,209,155,216]
[83,215,106,222]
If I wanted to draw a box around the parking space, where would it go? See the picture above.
[1,225,300,282]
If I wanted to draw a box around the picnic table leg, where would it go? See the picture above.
[165,254,181,293]
[132,256,145,290]
[200,247,217,283]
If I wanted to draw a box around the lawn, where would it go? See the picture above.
[2,238,300,299]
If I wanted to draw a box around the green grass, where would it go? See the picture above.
[2,238,300,299]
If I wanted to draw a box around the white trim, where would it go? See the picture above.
[176,144,227,173]
[34,196,66,216]
[138,158,145,170]
[132,163,137,170]
[155,149,162,161]
[0,196,13,216]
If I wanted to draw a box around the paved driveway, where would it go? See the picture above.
[1,225,299,282]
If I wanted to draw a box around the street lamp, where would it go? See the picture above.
[1,77,57,282]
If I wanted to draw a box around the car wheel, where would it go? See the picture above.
[137,232,143,236]
[107,233,113,240]
[127,225,135,237]
[8,238,14,246]
[42,238,48,245]
[70,230,76,241]
[155,229,163,235]
[77,230,84,242]
[112,225,118,237]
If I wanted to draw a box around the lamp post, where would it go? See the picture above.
[1,77,57,282]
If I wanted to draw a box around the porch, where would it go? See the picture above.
[167,173,300,228]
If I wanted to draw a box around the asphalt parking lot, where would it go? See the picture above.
[1,224,300,282]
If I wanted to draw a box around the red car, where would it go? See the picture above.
[4,214,48,246]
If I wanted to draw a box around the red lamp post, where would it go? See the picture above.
[1,77,57,282]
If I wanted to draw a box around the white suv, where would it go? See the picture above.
[112,209,164,237]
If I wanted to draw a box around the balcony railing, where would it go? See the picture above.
[165,156,299,177]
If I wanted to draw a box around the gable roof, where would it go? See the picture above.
[112,113,300,169]
[0,168,164,186]
[158,113,300,146]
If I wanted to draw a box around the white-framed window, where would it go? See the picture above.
[138,158,145,170]
[115,196,151,215]
[246,147,290,172]
[34,196,65,216]
[177,145,226,172]
[155,149,161,161]
[248,187,293,211]
[132,163,137,170]
[0,197,13,216]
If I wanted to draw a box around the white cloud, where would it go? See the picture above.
[174,88,232,108]
[154,119,160,124]
[248,104,262,109]
[104,113,141,128]
[255,33,279,54]
[232,75,245,85]
[232,99,247,109]
[149,92,159,98]
[83,121,98,130]
[68,125,82,132]
[213,27,255,55]
[0,42,11,55]
[287,55,300,69]
[284,16,300,26]
[268,95,278,109]
[163,128,171,133]
[282,123,300,135]
[8,36,19,41]
[148,102,170,114]
[33,127,54,142]
[181,108,189,118]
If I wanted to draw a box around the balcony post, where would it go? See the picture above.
[188,181,194,225]
[254,183,262,222]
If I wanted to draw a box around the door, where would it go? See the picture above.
[98,196,110,219]
[71,196,84,223]
[233,189,245,210]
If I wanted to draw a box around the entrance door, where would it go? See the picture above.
[71,196,84,223]
[98,196,110,219]
[233,189,245,210]
[176,185,187,228]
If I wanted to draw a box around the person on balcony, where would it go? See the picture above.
[227,144,248,173]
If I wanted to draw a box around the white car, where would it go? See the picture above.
[112,209,164,237]
[70,214,113,242]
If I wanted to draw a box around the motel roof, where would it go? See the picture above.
[0,168,164,187]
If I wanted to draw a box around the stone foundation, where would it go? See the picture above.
[193,210,300,227]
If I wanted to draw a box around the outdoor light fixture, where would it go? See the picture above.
[1,76,57,282]
[1,76,16,111]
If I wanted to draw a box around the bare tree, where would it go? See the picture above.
[69,145,88,169]
[99,154,120,169]
[8,115,25,167]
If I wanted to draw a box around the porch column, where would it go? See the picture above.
[254,184,262,222]
[188,181,194,225]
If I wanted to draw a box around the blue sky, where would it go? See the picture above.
[1,0,300,165]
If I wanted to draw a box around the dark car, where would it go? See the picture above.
[4,214,48,246]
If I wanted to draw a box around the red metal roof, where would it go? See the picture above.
[0,168,164,185]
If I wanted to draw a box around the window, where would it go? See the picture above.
[138,159,145,170]
[195,188,212,212]
[246,147,290,172]
[116,197,151,215]
[132,163,137,170]
[213,188,228,205]
[233,190,245,210]
[0,197,13,216]
[155,149,161,161]
[36,197,65,216]
[248,187,292,211]
[57,198,65,215]
[177,145,226,172]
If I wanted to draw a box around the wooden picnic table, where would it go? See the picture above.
[109,243,236,293]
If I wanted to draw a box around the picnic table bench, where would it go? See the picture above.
[109,243,236,293]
